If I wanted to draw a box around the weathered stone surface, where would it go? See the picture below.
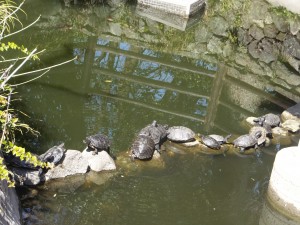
[272,127,289,136]
[10,167,41,186]
[273,62,300,85]
[237,28,253,45]
[43,174,86,193]
[246,116,259,126]
[271,12,290,33]
[44,150,89,180]
[249,24,264,41]
[290,18,300,35]
[109,22,122,36]
[263,23,279,38]
[207,37,224,54]
[0,180,21,225]
[86,171,115,186]
[82,149,116,172]
[195,26,212,43]
[282,119,300,132]
[281,102,300,122]
[208,16,229,37]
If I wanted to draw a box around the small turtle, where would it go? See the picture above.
[39,143,66,165]
[84,133,110,155]
[138,120,168,152]
[167,126,196,142]
[199,135,221,150]
[208,134,232,144]
[131,135,155,160]
[249,126,267,146]
[233,131,262,152]
[254,113,280,128]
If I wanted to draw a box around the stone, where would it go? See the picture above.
[195,26,212,43]
[273,62,300,86]
[208,16,229,37]
[246,116,260,126]
[109,23,122,36]
[276,32,286,41]
[44,150,89,180]
[249,24,264,41]
[272,127,289,136]
[281,102,300,122]
[86,171,115,186]
[237,28,253,46]
[271,12,290,33]
[290,18,300,35]
[0,180,21,225]
[263,23,279,38]
[207,37,224,54]
[281,119,300,133]
[248,40,260,59]
[82,149,116,172]
[10,167,41,186]
[283,35,300,59]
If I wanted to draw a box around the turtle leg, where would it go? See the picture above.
[239,147,245,153]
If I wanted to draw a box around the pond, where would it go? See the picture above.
[11,0,300,224]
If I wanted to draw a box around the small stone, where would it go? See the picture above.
[82,150,116,172]
[272,127,289,136]
[281,120,300,133]
[246,117,259,126]
[263,24,278,38]
[248,24,264,41]
[10,167,41,186]
[281,103,300,122]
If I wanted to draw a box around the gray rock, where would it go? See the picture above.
[207,37,224,54]
[82,149,116,172]
[263,23,279,38]
[44,150,89,181]
[281,103,300,122]
[283,35,300,60]
[290,17,300,35]
[271,12,289,33]
[0,179,21,225]
[237,28,253,45]
[10,167,41,186]
[195,26,212,43]
[246,116,260,126]
[248,40,260,59]
[258,39,278,63]
[272,127,289,136]
[249,24,264,41]
[281,119,300,133]
[276,32,287,41]
[208,16,229,37]
[109,23,122,36]
[273,61,300,86]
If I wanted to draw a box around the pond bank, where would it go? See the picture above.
[266,0,300,15]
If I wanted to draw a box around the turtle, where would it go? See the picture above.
[208,134,232,144]
[233,131,262,152]
[84,133,110,155]
[131,135,155,160]
[138,120,168,152]
[39,143,66,165]
[3,152,40,170]
[199,135,221,150]
[249,126,268,146]
[254,113,280,128]
[167,126,196,142]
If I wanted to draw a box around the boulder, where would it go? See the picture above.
[82,149,116,172]
[0,180,21,225]
[281,102,300,122]
[44,150,89,181]
[281,119,300,132]
[10,167,41,186]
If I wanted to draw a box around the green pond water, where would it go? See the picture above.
[10,1,300,225]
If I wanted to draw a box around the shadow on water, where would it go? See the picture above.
[13,1,300,225]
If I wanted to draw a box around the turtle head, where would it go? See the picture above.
[253,131,262,139]
[152,120,157,127]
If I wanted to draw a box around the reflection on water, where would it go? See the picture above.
[14,1,300,225]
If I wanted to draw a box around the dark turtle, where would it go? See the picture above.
[249,126,267,146]
[208,134,232,144]
[84,133,110,155]
[39,143,65,165]
[199,135,221,150]
[138,120,168,152]
[167,126,195,142]
[254,113,280,128]
[131,135,155,160]
[233,131,262,152]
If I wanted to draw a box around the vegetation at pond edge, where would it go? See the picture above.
[0,0,59,186]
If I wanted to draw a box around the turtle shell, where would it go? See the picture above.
[167,126,195,142]
[209,134,231,144]
[233,131,261,151]
[85,133,110,151]
[255,113,280,127]
[39,143,65,165]
[249,126,267,146]
[138,120,168,150]
[200,135,221,149]
[131,135,155,160]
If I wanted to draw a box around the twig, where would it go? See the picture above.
[0,64,14,80]
[0,90,12,149]
[0,49,46,63]
[0,48,37,89]
[13,56,77,77]
[11,69,50,87]
[1,15,41,40]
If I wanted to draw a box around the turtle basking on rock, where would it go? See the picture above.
[208,134,232,145]
[199,135,221,150]
[131,135,155,160]
[167,126,196,143]
[233,131,262,152]
[254,113,281,128]
[138,120,168,152]
[84,133,110,155]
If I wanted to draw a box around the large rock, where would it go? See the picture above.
[10,167,41,186]
[281,102,300,122]
[82,149,116,172]
[0,180,21,225]
[44,150,89,180]
[281,119,300,132]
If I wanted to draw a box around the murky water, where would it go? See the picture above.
[11,1,300,225]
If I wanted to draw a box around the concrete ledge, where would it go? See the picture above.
[266,0,300,14]
[267,143,300,222]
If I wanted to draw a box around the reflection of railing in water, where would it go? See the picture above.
[78,36,297,133]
